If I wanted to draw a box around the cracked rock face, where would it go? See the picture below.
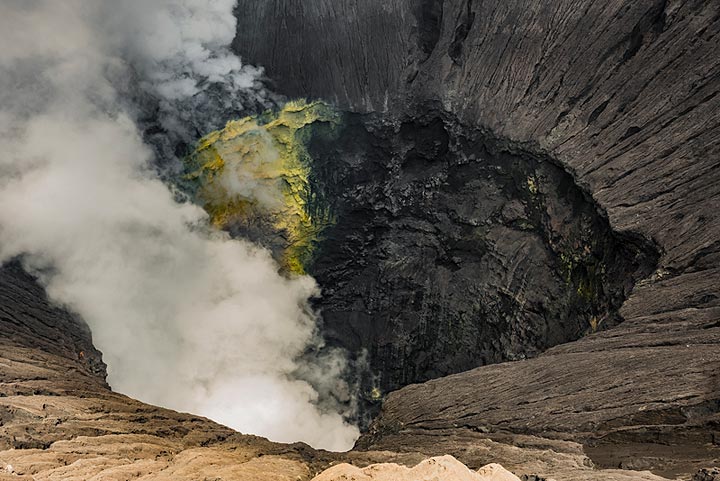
[0,261,106,385]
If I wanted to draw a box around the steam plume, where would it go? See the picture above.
[0,0,358,450]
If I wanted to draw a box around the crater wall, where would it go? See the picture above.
[233,0,720,476]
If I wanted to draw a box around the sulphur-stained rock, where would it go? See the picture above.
[311,455,521,481]
[183,100,340,274]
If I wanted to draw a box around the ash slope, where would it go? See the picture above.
[233,0,720,477]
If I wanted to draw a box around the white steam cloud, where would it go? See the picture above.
[0,0,359,451]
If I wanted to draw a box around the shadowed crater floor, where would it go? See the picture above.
[302,105,659,421]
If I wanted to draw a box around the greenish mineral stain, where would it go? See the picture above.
[184,100,341,274]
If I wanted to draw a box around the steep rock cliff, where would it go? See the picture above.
[233,0,720,477]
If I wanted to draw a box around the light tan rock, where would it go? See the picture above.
[476,463,522,481]
[311,455,520,481]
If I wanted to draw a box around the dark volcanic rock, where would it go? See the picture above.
[234,0,720,279]
[695,468,720,481]
[306,107,657,411]
[521,476,548,481]
[0,260,107,383]
[233,0,720,478]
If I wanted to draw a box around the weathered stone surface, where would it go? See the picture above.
[349,433,675,481]
[358,311,720,476]
[0,261,106,382]
[232,1,417,112]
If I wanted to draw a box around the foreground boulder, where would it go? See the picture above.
[311,456,520,481]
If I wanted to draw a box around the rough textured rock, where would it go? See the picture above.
[0,261,107,383]
[358,315,720,476]
[234,0,720,284]
[233,0,720,478]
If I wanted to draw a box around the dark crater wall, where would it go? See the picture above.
[305,106,658,410]
[0,261,107,383]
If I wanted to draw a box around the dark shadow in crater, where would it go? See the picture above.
[304,104,660,426]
